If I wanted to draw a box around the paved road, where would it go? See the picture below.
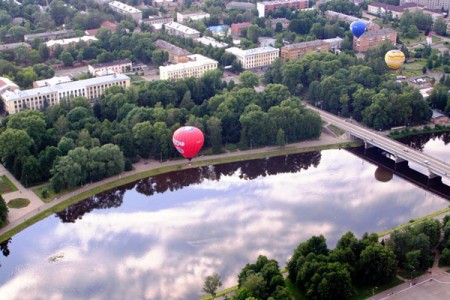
[306,105,450,179]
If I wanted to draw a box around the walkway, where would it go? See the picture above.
[0,133,350,237]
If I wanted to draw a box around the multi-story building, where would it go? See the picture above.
[0,77,19,94]
[323,37,344,52]
[281,40,330,61]
[225,46,279,69]
[159,54,218,81]
[108,0,142,23]
[401,0,450,10]
[24,30,76,42]
[353,28,397,52]
[324,11,380,31]
[1,74,131,115]
[164,22,200,39]
[195,36,229,48]
[46,36,98,55]
[176,11,210,23]
[0,42,31,52]
[259,37,277,47]
[154,39,192,63]
[231,22,251,36]
[367,2,426,18]
[85,21,118,36]
[226,1,257,10]
[257,0,309,18]
[141,16,173,31]
[88,59,133,77]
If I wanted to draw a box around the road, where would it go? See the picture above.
[306,105,450,179]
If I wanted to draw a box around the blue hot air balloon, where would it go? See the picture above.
[350,21,366,38]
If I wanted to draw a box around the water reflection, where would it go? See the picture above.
[56,152,321,223]
[0,134,448,300]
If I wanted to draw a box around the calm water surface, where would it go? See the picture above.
[0,133,449,299]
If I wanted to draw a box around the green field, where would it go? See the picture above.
[0,175,18,194]
[402,60,426,77]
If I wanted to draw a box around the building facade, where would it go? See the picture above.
[1,74,130,115]
[159,54,218,80]
[401,0,450,10]
[268,18,291,30]
[195,36,229,48]
[231,22,251,36]
[257,0,309,18]
[88,59,133,76]
[108,0,142,22]
[225,46,279,69]
[164,22,200,39]
[0,42,31,52]
[226,2,256,10]
[141,16,173,30]
[281,40,330,61]
[154,39,192,63]
[353,28,397,52]
[24,30,76,42]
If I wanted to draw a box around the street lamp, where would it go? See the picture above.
[372,286,378,296]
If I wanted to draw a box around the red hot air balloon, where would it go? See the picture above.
[172,126,204,161]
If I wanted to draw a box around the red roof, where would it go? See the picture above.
[86,28,98,36]
[101,21,117,31]
[0,80,7,88]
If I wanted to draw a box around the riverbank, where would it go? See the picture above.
[0,133,358,242]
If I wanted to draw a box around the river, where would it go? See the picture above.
[0,133,448,299]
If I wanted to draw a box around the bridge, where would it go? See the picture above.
[307,105,450,182]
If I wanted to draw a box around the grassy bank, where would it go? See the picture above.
[0,140,359,242]
[388,125,450,139]
[0,175,18,194]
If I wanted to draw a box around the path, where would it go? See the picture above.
[0,133,350,238]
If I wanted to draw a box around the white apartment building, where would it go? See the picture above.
[88,59,133,77]
[225,46,279,69]
[108,0,142,22]
[176,11,210,23]
[164,22,200,39]
[1,74,130,114]
[33,76,72,88]
[159,54,218,80]
[141,16,173,30]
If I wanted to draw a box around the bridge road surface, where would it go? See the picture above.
[306,105,450,180]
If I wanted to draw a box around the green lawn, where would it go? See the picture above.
[328,124,345,136]
[432,35,442,42]
[7,198,30,209]
[402,60,426,77]
[350,278,404,300]
[0,175,18,194]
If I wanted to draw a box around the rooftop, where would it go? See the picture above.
[359,28,397,38]
[160,54,217,72]
[165,22,200,35]
[33,76,72,88]
[196,37,229,48]
[154,39,192,56]
[24,29,75,40]
[46,36,98,47]
[109,1,141,13]
[226,46,279,57]
[283,40,327,50]
[259,0,308,4]
[90,59,132,69]
[0,42,31,51]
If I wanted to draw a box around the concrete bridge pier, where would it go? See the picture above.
[364,140,374,149]
[394,157,408,171]
[428,171,442,185]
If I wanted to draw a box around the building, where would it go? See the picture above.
[108,0,142,22]
[85,21,118,36]
[207,25,230,37]
[141,16,173,31]
[268,18,291,30]
[367,2,426,18]
[164,22,200,39]
[0,77,19,94]
[46,36,98,55]
[1,74,131,115]
[24,30,76,42]
[324,11,381,31]
[195,36,229,48]
[33,76,72,88]
[226,1,256,10]
[176,11,210,23]
[353,28,397,52]
[257,0,309,18]
[225,46,279,69]
[323,37,344,52]
[88,59,133,77]
[154,39,192,63]
[231,22,251,36]
[281,40,330,61]
[401,0,450,10]
[159,54,218,80]
[0,42,31,52]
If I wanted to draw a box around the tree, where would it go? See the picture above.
[358,244,397,285]
[276,128,285,147]
[247,24,261,43]
[151,49,168,67]
[60,51,74,67]
[202,273,222,299]
[433,18,447,35]
[239,71,259,89]
[0,195,8,227]
[206,116,222,154]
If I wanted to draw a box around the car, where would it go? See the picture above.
[424,160,430,165]
[403,148,409,152]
